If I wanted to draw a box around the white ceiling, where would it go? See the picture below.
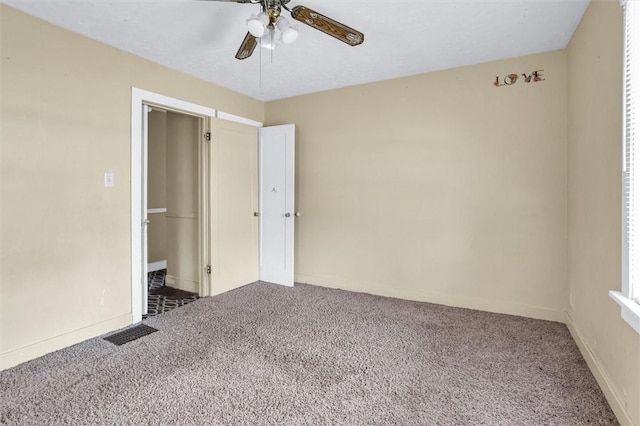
[3,0,589,102]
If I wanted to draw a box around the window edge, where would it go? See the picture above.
[609,291,640,334]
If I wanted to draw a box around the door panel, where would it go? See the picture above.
[210,118,259,295]
[259,124,295,286]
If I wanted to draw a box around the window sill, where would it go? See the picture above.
[609,291,640,334]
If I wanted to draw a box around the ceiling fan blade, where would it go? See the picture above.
[235,32,258,60]
[290,6,364,46]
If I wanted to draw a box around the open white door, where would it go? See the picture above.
[259,124,295,286]
[210,118,260,295]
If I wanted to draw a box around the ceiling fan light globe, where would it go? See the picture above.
[281,27,298,44]
[247,12,268,37]
[275,16,291,30]
[275,16,297,44]
[247,19,266,37]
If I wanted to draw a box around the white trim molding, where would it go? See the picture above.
[294,276,566,323]
[134,88,216,117]
[618,0,640,336]
[609,291,640,334]
[0,314,131,371]
[217,111,263,128]
[565,313,635,426]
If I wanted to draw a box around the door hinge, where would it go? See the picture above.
[206,265,212,274]
[204,132,211,142]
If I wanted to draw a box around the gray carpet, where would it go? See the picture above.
[0,282,617,425]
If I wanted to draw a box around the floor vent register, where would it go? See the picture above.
[103,324,158,346]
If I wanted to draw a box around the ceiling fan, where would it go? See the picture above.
[204,0,364,60]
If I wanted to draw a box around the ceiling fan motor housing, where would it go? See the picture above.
[264,0,282,27]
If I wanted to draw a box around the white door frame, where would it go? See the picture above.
[131,88,216,324]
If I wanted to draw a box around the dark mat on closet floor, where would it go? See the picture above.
[149,286,197,300]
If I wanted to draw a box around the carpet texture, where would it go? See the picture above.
[0,283,617,425]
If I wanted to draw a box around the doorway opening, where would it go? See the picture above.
[131,88,214,324]
[144,108,203,319]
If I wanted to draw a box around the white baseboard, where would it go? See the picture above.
[165,275,198,294]
[295,275,565,322]
[148,260,167,272]
[565,313,634,425]
[0,313,132,371]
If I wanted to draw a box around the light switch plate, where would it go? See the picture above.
[104,172,114,188]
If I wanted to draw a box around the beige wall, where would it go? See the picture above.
[166,112,200,293]
[267,50,568,322]
[148,110,167,263]
[567,1,640,424]
[0,4,263,368]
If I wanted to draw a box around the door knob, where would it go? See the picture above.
[295,212,300,217]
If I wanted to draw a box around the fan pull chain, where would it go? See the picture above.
[270,30,274,64]
[259,36,262,88]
